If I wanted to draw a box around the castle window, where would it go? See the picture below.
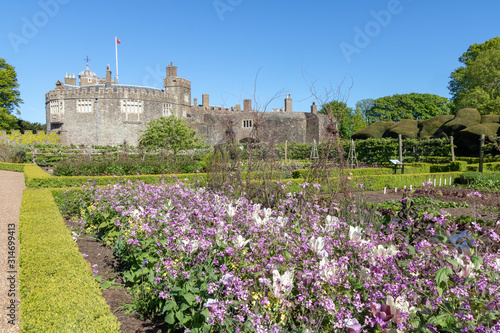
[121,100,143,114]
[243,119,253,128]
[184,94,189,104]
[77,99,93,113]
[163,103,172,117]
[182,108,186,117]
[50,100,64,114]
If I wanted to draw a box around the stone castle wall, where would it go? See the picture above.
[45,64,332,146]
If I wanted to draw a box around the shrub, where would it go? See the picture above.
[19,189,120,332]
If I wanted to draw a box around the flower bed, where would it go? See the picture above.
[58,180,500,332]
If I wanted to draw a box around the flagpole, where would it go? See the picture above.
[115,36,119,84]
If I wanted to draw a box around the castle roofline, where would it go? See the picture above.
[59,83,163,93]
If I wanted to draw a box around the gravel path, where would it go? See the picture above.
[0,171,24,332]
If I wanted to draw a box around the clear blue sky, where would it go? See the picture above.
[2,0,500,124]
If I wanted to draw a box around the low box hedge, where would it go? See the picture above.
[282,171,464,193]
[466,162,500,172]
[19,189,120,332]
[0,162,25,172]
[24,163,207,188]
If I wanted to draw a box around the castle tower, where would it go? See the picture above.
[78,60,99,86]
[164,62,191,117]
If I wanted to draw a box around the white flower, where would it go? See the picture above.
[349,225,363,242]
[319,258,343,282]
[272,269,294,299]
[323,215,340,231]
[204,298,218,308]
[275,216,286,227]
[371,244,399,259]
[220,273,234,286]
[261,207,273,219]
[359,266,370,280]
[226,204,236,218]
[386,295,416,314]
[308,236,325,253]
[233,235,251,249]
[182,239,199,254]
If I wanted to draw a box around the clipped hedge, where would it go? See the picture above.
[26,168,206,188]
[19,189,120,332]
[283,172,464,193]
[466,162,500,172]
[429,161,468,173]
[0,162,25,172]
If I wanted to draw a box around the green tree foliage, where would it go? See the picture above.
[17,119,45,133]
[362,93,450,123]
[319,100,367,139]
[0,58,23,130]
[355,98,374,124]
[448,37,500,114]
[139,116,205,155]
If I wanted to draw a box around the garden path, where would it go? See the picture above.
[0,170,24,332]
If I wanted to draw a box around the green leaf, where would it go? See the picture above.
[165,311,175,325]
[436,235,448,244]
[179,302,190,312]
[101,280,112,290]
[398,260,409,267]
[470,255,483,268]
[445,258,459,267]
[407,245,416,256]
[183,293,197,305]
[176,310,184,323]
[436,266,453,284]
[163,300,178,312]
[428,313,454,328]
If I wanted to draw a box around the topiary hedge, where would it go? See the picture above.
[19,189,120,332]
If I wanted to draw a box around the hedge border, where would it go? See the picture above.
[19,189,120,332]
[0,162,25,172]
[282,172,465,193]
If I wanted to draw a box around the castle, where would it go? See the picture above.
[45,62,331,146]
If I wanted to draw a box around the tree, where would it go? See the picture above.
[139,116,205,155]
[362,93,450,123]
[320,100,367,139]
[0,58,23,130]
[17,119,45,133]
[355,98,374,124]
[448,37,500,114]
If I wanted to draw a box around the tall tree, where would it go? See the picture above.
[448,37,500,114]
[320,100,367,139]
[355,98,374,124]
[362,93,450,123]
[0,58,23,130]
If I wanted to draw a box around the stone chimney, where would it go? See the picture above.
[311,102,317,114]
[193,98,198,107]
[243,99,252,112]
[202,94,209,108]
[235,104,241,111]
[166,62,177,77]
[64,73,76,86]
[285,94,292,112]
[105,65,112,88]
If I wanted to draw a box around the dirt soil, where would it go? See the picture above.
[69,187,500,333]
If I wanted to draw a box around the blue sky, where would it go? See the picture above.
[2,0,500,124]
